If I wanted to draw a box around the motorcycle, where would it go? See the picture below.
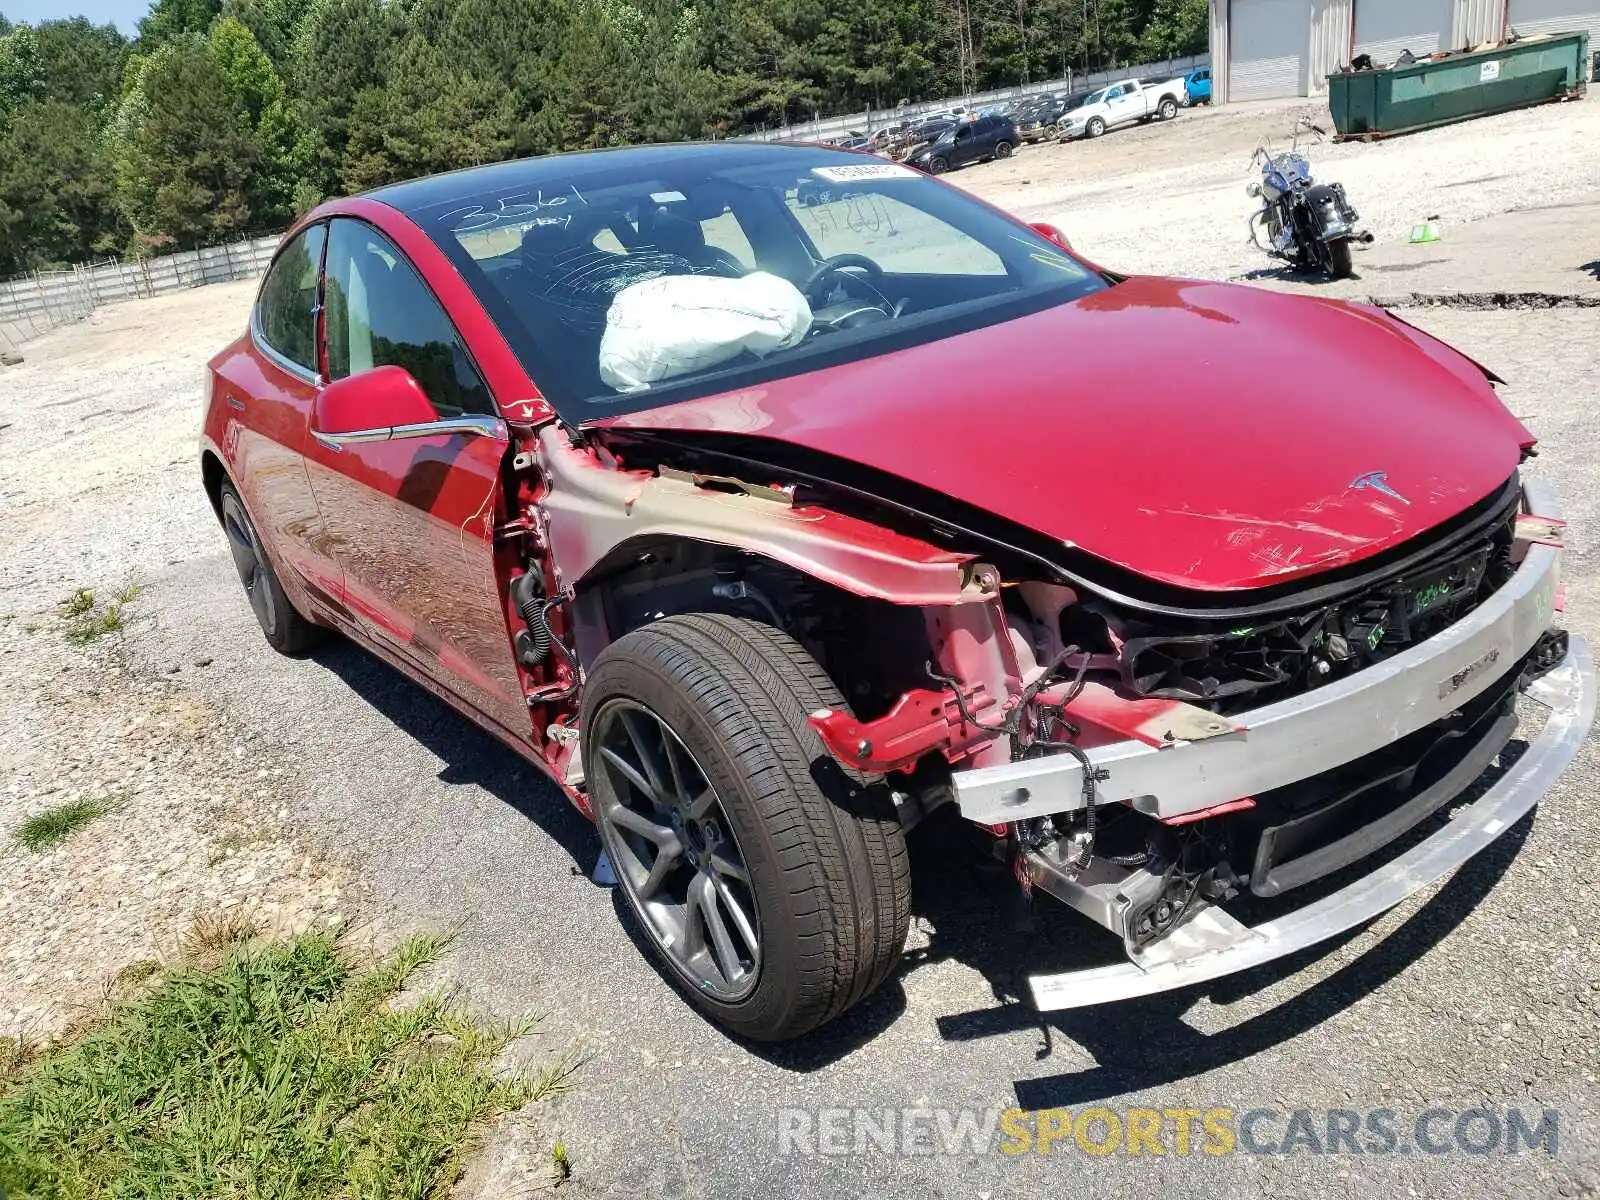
[1246,116,1370,280]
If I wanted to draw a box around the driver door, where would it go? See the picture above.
[300,216,529,738]
[1104,85,1131,126]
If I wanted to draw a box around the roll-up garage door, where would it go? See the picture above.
[1508,0,1600,51]
[1230,0,1313,100]
[1353,0,1455,66]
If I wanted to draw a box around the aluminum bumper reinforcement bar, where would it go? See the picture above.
[1026,637,1594,1010]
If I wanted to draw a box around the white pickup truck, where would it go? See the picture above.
[1059,76,1186,139]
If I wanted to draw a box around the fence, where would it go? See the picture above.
[0,53,1210,355]
[0,233,282,357]
[737,52,1211,144]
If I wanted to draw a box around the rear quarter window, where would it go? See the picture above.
[255,225,325,373]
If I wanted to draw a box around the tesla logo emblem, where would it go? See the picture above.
[1349,471,1410,506]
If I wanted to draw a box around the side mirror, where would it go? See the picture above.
[310,365,505,449]
[1029,222,1073,251]
[312,365,439,447]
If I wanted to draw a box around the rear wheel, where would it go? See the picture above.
[582,614,910,1042]
[1086,116,1106,138]
[219,481,323,655]
[1326,236,1354,279]
[993,140,1014,159]
[1158,97,1179,120]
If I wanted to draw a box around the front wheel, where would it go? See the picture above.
[1159,98,1178,120]
[1325,237,1354,279]
[927,156,948,175]
[993,140,1014,159]
[1086,117,1106,138]
[581,614,910,1042]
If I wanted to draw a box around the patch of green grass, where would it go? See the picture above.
[12,795,113,851]
[0,930,571,1200]
[59,588,94,618]
[58,584,137,644]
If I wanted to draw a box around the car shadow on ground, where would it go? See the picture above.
[305,637,1538,1090]
[307,638,599,872]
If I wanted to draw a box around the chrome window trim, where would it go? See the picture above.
[312,414,507,451]
[249,306,322,388]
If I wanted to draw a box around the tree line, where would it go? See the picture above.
[0,0,1206,275]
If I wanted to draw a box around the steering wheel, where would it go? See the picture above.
[801,253,888,304]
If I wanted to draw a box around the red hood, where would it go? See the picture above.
[596,277,1530,591]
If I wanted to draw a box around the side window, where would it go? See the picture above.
[323,218,494,420]
[256,225,325,374]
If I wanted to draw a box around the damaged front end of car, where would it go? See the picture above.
[816,472,1589,1009]
[535,421,1592,1012]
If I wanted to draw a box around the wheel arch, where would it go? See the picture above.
[201,447,229,523]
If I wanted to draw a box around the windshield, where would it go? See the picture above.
[407,145,1105,422]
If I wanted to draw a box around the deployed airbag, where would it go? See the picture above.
[598,271,813,392]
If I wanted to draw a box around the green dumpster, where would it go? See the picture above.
[1328,32,1589,141]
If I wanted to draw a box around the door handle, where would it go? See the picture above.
[226,394,246,412]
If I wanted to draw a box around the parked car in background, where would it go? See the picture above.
[1184,67,1212,106]
[907,114,1018,174]
[1017,93,1086,142]
[1060,76,1186,139]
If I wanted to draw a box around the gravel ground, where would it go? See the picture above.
[950,91,1600,282]
[2,95,1598,1197]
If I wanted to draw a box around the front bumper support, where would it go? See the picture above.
[1027,637,1593,1010]
[951,481,1567,825]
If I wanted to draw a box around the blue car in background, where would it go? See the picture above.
[1184,67,1212,106]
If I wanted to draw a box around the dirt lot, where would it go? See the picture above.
[2,94,1599,1198]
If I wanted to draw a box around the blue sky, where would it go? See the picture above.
[4,0,147,33]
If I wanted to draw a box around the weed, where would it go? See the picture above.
[59,588,94,618]
[59,583,138,644]
[12,795,113,851]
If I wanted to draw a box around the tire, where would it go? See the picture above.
[1326,237,1354,280]
[218,480,323,655]
[1044,123,1059,139]
[1086,116,1106,138]
[1158,97,1178,121]
[927,156,948,175]
[993,140,1014,159]
[582,614,910,1042]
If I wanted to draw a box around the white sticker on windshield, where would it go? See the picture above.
[810,163,920,183]
[650,190,687,203]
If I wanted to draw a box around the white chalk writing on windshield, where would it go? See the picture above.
[440,186,588,233]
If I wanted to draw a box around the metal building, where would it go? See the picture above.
[1210,0,1600,103]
